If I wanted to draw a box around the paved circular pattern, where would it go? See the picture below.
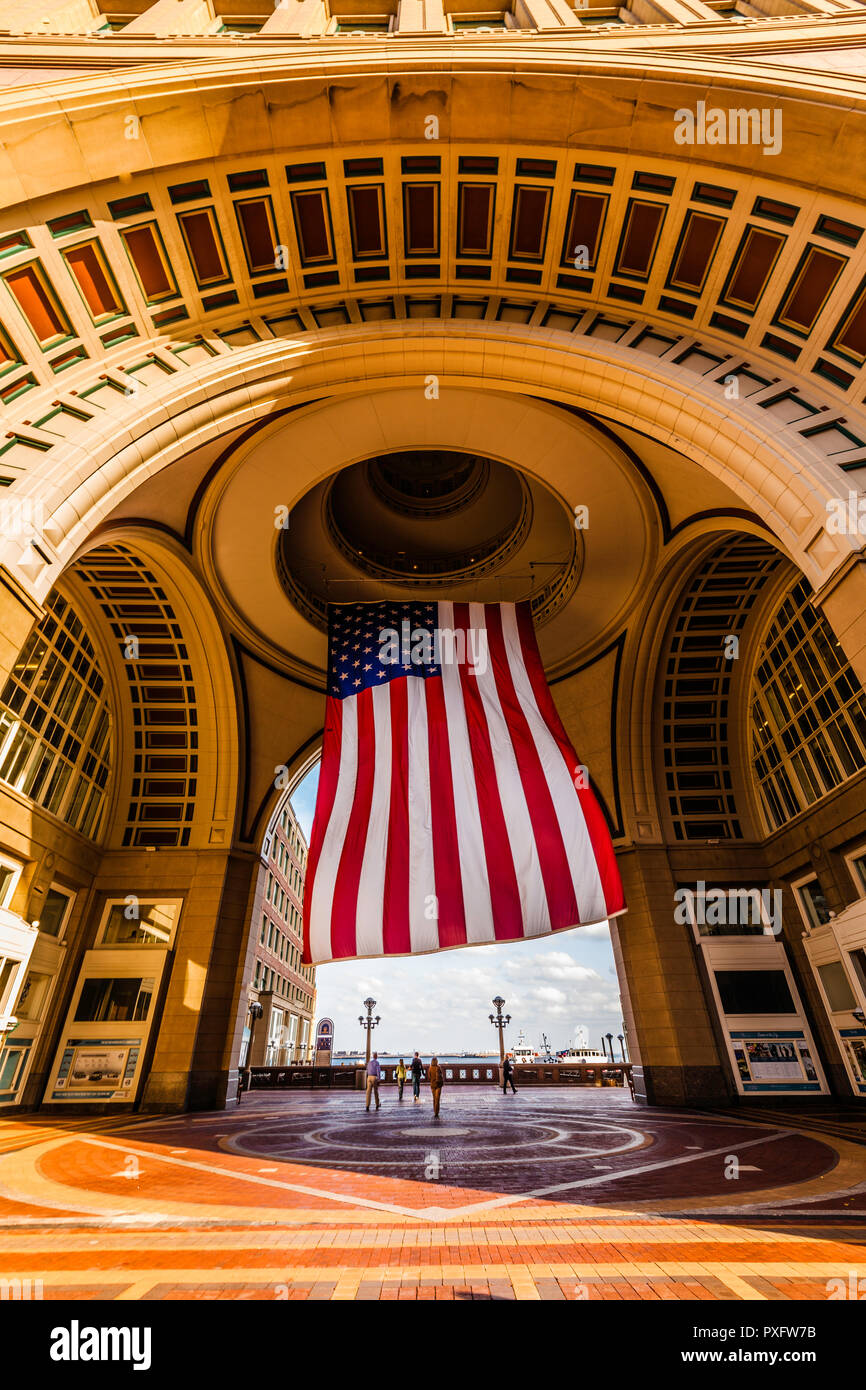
[224,1109,649,1167]
[0,1088,862,1304]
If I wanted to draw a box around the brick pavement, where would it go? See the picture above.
[0,1088,862,1301]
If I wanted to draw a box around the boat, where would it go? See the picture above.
[555,1024,613,1065]
[511,1030,541,1062]
[556,1045,611,1065]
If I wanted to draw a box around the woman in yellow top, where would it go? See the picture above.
[395,1058,407,1100]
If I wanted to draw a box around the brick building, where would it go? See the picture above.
[243,800,316,1067]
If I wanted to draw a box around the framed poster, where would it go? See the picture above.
[728,1030,823,1092]
[66,1046,130,1091]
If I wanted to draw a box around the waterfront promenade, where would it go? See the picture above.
[0,1088,863,1301]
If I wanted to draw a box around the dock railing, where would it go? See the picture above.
[246,1062,633,1090]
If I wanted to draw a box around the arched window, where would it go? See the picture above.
[751,578,866,832]
[0,590,112,838]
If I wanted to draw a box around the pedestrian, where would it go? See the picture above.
[411,1051,423,1102]
[428,1055,445,1117]
[395,1057,406,1100]
[365,1051,382,1111]
[502,1053,517,1095]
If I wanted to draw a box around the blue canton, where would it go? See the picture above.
[328,602,440,699]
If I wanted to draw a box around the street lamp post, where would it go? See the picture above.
[617,1033,626,1062]
[238,998,263,1104]
[359,997,380,1063]
[488,996,511,1064]
[605,1032,614,1063]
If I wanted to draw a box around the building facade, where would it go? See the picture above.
[0,8,865,1110]
[242,800,316,1067]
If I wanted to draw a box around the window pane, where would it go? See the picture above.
[817,961,857,1012]
[714,969,796,1014]
[101,902,176,946]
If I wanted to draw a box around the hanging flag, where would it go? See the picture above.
[302,600,625,964]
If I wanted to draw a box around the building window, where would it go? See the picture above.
[0,955,24,1013]
[38,885,74,938]
[751,578,866,832]
[0,856,22,908]
[794,876,833,930]
[97,900,179,948]
[0,1043,29,1096]
[15,970,51,1020]
[849,948,866,998]
[714,968,797,1014]
[817,961,858,1012]
[0,591,111,839]
[74,976,154,1023]
[846,847,866,896]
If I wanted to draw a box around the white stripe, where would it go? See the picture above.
[437,601,496,944]
[308,695,358,963]
[469,602,550,938]
[407,677,438,952]
[500,605,607,924]
[354,684,392,958]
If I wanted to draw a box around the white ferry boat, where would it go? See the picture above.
[556,1045,611,1065]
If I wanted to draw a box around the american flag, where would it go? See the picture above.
[302,600,625,964]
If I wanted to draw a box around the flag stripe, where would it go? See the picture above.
[436,601,496,945]
[450,601,524,941]
[513,602,624,918]
[382,677,411,955]
[424,674,468,949]
[302,698,343,965]
[500,604,606,924]
[307,695,357,964]
[407,678,438,953]
[330,687,377,959]
[354,681,392,958]
[468,602,551,938]
[484,603,580,931]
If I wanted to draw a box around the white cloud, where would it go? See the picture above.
[313,929,624,1055]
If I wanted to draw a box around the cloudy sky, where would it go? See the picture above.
[290,768,626,1057]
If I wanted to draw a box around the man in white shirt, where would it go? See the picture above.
[365,1052,382,1111]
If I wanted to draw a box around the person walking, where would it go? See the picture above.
[395,1057,406,1101]
[365,1051,382,1111]
[410,1051,423,1102]
[428,1056,445,1118]
[502,1053,517,1095]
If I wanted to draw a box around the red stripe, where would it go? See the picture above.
[452,602,524,941]
[382,678,411,954]
[330,689,375,959]
[425,675,467,948]
[484,604,579,932]
[515,602,625,917]
[301,697,342,964]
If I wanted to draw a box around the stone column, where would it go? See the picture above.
[611,847,730,1105]
[139,849,261,1112]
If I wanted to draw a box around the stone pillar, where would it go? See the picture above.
[611,847,730,1105]
[122,0,215,35]
[395,0,448,31]
[513,0,579,28]
[260,0,327,35]
[139,849,261,1112]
